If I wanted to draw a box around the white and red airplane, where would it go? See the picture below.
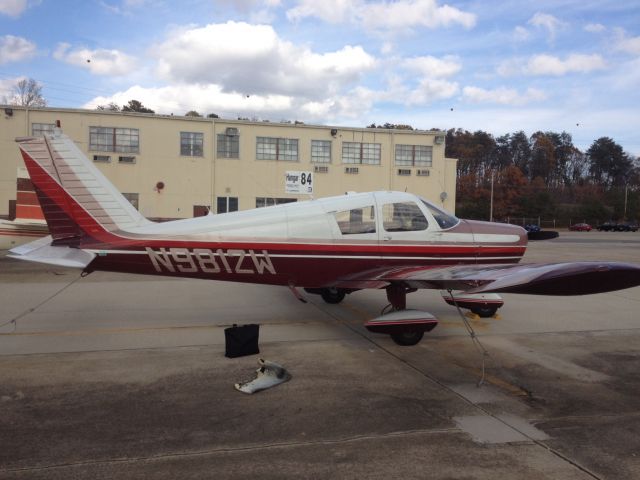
[9,127,640,345]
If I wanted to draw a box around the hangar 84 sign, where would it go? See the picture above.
[285,171,313,194]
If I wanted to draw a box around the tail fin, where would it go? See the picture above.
[16,128,151,245]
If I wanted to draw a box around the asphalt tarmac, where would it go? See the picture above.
[1,231,639,479]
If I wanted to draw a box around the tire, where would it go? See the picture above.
[320,288,346,304]
[470,305,499,318]
[390,330,424,346]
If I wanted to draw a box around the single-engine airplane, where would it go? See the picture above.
[9,128,640,345]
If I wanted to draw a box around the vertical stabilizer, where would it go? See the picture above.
[16,129,151,244]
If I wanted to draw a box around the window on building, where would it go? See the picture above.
[122,193,139,210]
[342,142,381,165]
[217,132,239,158]
[395,144,432,167]
[256,137,298,161]
[118,156,136,164]
[382,202,428,232]
[180,132,204,156]
[334,206,376,235]
[93,155,111,162]
[32,123,56,136]
[89,127,139,153]
[311,140,331,163]
[255,197,297,208]
[217,196,238,214]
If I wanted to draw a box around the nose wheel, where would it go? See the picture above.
[390,330,424,346]
[320,288,346,304]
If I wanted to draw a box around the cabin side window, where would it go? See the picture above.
[420,199,459,229]
[382,202,428,232]
[334,206,376,235]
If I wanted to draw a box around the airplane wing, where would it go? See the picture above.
[332,262,640,296]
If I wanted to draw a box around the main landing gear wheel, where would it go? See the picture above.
[470,305,498,318]
[321,288,346,304]
[390,330,424,346]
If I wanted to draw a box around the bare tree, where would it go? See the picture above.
[9,78,47,107]
[96,102,121,111]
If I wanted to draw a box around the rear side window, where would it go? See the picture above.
[382,202,428,232]
[334,206,376,234]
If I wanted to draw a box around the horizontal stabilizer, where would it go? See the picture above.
[8,235,95,268]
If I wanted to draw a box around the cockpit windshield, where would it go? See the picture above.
[419,197,460,229]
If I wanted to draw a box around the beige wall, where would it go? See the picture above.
[0,106,457,220]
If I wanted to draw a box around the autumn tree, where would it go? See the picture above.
[587,137,632,188]
[529,132,556,184]
[493,165,528,219]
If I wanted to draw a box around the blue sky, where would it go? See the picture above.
[1,0,639,155]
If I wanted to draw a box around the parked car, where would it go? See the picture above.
[524,224,540,233]
[569,223,592,231]
[614,223,639,232]
[597,222,616,231]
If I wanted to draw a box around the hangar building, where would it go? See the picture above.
[0,106,457,221]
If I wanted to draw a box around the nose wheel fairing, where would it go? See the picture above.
[364,309,439,346]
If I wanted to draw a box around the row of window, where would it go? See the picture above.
[335,202,429,235]
[123,195,457,232]
[31,123,433,166]
[334,200,459,235]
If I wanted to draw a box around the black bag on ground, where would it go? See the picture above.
[224,324,260,358]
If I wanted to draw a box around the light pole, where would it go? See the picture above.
[489,171,494,222]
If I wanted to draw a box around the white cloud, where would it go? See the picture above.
[153,22,376,99]
[300,86,377,121]
[0,0,27,17]
[84,83,385,124]
[528,12,567,42]
[614,30,640,56]
[584,23,605,33]
[84,84,294,116]
[287,0,362,24]
[0,35,36,64]
[463,86,546,106]
[525,54,606,76]
[100,0,159,15]
[408,78,459,104]
[0,76,23,101]
[402,55,461,78]
[498,53,606,77]
[53,43,136,76]
[513,26,530,42]
[287,0,476,31]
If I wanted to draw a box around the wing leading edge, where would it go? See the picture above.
[333,262,640,296]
